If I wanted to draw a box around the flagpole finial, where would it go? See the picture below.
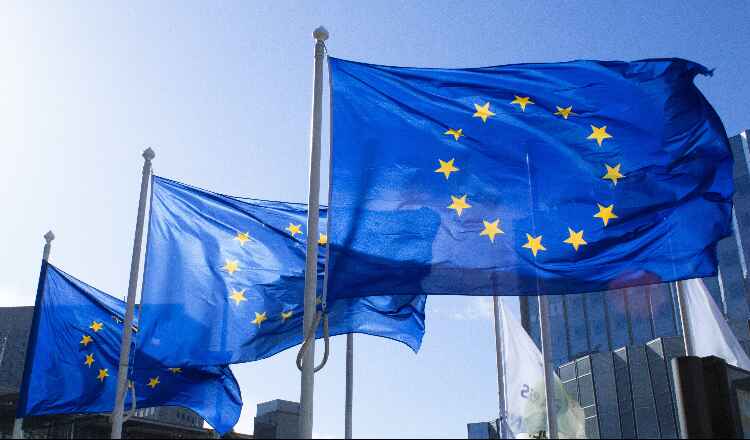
[44,230,55,243]
[313,26,329,42]
[143,147,156,161]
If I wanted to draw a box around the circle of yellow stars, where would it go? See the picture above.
[221,220,329,331]
[436,96,624,258]
[76,318,194,399]
[79,318,190,392]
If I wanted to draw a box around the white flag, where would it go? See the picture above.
[499,299,586,439]
[681,278,750,370]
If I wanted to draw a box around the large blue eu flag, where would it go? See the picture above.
[137,176,426,367]
[17,262,242,434]
[326,57,733,300]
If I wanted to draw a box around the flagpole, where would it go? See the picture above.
[345,333,354,439]
[12,231,54,440]
[492,297,507,438]
[524,151,557,439]
[675,280,693,356]
[538,295,558,439]
[299,26,328,440]
[111,148,154,439]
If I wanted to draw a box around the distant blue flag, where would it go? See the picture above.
[17,262,242,435]
[326,57,733,300]
[137,176,426,368]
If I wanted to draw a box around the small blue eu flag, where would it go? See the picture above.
[16,262,242,435]
[325,57,733,300]
[137,176,426,368]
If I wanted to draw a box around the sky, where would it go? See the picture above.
[1,1,749,438]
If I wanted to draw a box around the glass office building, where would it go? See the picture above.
[558,336,685,439]
[521,130,750,367]
[466,420,500,439]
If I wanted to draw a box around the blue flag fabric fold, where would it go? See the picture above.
[137,176,426,368]
[16,262,242,435]
[326,57,733,300]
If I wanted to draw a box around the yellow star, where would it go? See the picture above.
[286,223,303,237]
[84,353,95,368]
[229,288,247,306]
[479,219,504,243]
[554,106,573,119]
[435,159,460,180]
[594,203,618,226]
[563,228,587,251]
[522,233,546,257]
[588,125,613,147]
[444,128,464,141]
[80,335,93,347]
[168,367,182,374]
[602,163,625,185]
[318,233,328,246]
[510,96,534,112]
[97,368,109,382]
[89,321,103,332]
[147,377,160,389]
[316,296,322,305]
[473,102,495,123]
[222,259,240,275]
[128,380,134,389]
[281,311,294,322]
[447,195,471,217]
[234,231,251,246]
[251,312,268,327]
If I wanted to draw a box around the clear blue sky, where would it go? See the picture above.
[1,1,749,438]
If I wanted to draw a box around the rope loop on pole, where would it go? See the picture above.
[314,313,330,373]
[296,311,320,371]
[296,310,331,373]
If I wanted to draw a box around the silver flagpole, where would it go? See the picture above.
[675,281,693,356]
[12,231,55,440]
[111,148,154,439]
[524,151,557,439]
[492,297,507,438]
[299,26,328,439]
[345,333,354,439]
[538,295,558,439]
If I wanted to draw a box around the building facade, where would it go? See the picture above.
[559,336,685,439]
[466,420,500,439]
[253,400,300,439]
[521,130,750,367]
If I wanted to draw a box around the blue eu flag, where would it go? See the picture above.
[326,57,733,300]
[17,262,242,435]
[137,176,426,368]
